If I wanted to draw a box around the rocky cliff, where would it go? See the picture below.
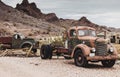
[0,0,64,37]
[15,0,114,32]
[0,0,119,37]
[16,0,59,22]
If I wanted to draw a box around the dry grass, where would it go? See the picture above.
[113,44,120,54]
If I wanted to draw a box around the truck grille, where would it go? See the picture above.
[95,42,108,56]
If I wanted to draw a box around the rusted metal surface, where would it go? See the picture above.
[69,26,96,31]
[41,26,118,63]
[0,34,38,50]
[0,37,12,44]
[87,55,118,61]
[55,47,68,53]
[68,26,96,38]
[71,44,90,57]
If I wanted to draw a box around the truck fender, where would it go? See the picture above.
[71,44,91,57]
[20,41,33,48]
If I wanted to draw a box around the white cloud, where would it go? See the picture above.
[64,12,120,28]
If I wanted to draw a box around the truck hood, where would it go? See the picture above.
[78,36,97,41]
[78,36,107,47]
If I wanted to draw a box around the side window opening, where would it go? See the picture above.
[70,29,76,37]
[14,34,20,39]
[78,30,85,36]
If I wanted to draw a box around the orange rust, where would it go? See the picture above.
[69,26,96,31]
[87,55,118,61]
[71,44,91,57]
[90,40,95,47]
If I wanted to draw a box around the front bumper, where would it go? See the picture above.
[87,55,118,61]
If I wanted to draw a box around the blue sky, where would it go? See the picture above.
[2,0,120,28]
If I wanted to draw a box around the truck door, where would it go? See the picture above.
[68,29,78,53]
[12,34,22,49]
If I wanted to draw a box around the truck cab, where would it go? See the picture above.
[67,26,97,54]
[12,34,36,49]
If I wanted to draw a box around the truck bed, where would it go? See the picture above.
[0,37,12,44]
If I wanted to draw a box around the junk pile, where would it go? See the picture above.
[0,45,38,57]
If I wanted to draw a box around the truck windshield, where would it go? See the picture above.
[78,30,96,37]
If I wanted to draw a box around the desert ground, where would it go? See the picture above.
[0,56,120,77]
[0,44,120,77]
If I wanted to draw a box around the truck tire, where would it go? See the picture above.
[40,45,49,59]
[21,44,31,49]
[47,45,53,59]
[21,43,33,52]
[74,50,88,67]
[40,45,52,59]
[101,60,116,67]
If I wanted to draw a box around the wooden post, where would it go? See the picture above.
[26,45,33,57]
[0,49,8,57]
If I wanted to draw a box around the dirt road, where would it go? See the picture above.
[0,57,120,77]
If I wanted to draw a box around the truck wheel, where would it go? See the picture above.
[22,44,31,49]
[40,45,52,59]
[47,45,53,59]
[74,50,88,67]
[101,60,116,67]
[40,45,49,59]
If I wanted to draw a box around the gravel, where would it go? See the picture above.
[0,57,120,77]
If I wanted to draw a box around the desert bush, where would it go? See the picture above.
[50,38,64,47]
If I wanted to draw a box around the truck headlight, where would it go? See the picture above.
[110,47,114,53]
[91,48,96,53]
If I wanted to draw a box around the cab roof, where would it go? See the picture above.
[69,26,96,31]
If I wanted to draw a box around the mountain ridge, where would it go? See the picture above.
[0,0,119,37]
[15,0,119,32]
[16,0,59,22]
[0,0,64,37]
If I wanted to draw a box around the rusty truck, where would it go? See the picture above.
[40,26,118,67]
[0,33,38,53]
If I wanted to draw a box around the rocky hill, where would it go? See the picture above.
[0,0,64,38]
[15,0,116,32]
[16,0,59,22]
[0,0,119,38]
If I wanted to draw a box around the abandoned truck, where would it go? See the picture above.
[40,26,118,67]
[0,33,38,53]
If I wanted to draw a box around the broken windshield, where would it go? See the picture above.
[78,29,96,37]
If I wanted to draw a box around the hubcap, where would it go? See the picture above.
[77,54,83,65]
[78,56,82,61]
